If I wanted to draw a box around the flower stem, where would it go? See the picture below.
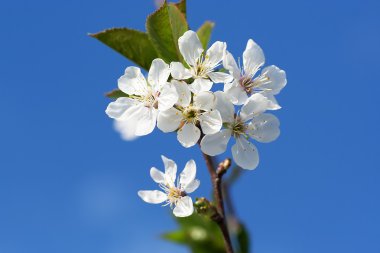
[200,151,234,253]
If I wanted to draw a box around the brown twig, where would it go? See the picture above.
[200,151,234,253]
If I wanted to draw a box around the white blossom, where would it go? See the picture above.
[138,156,200,217]
[105,59,178,136]
[223,39,287,105]
[157,80,222,148]
[170,30,233,94]
[200,91,280,170]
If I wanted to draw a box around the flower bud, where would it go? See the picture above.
[216,158,232,176]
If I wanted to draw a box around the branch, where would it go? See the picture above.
[200,151,234,253]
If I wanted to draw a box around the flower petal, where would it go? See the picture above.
[105,97,139,120]
[148,58,170,91]
[118,66,148,96]
[157,83,178,111]
[231,137,259,170]
[240,93,278,122]
[157,107,182,133]
[223,51,241,79]
[215,91,234,122]
[189,78,213,93]
[248,113,280,143]
[150,167,166,184]
[178,30,203,66]
[138,190,167,204]
[161,155,177,186]
[193,91,216,111]
[170,62,192,80]
[184,179,200,194]
[172,80,191,107]
[200,129,232,156]
[134,107,158,136]
[206,41,226,69]
[243,39,265,77]
[208,71,233,84]
[199,110,222,135]
[177,123,201,148]
[224,81,249,105]
[179,159,196,188]
[262,94,281,109]
[259,65,287,95]
[173,196,194,217]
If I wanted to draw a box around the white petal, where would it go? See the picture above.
[177,123,201,148]
[138,190,167,204]
[231,137,259,170]
[207,72,233,84]
[172,80,191,107]
[223,51,241,79]
[261,93,281,109]
[183,179,200,194]
[248,113,280,143]
[189,78,213,93]
[161,155,177,186]
[240,93,277,122]
[157,107,183,133]
[157,83,178,111]
[206,41,226,69]
[199,110,222,135]
[150,167,166,184]
[148,58,170,91]
[105,97,139,120]
[178,30,204,66]
[259,65,287,95]
[243,39,265,77]
[118,66,148,96]
[224,81,249,105]
[170,62,192,80]
[113,119,138,141]
[214,91,235,122]
[134,107,158,136]
[179,159,196,188]
[193,91,216,111]
[173,196,194,217]
[200,129,232,156]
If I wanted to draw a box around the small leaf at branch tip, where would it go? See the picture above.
[146,1,188,63]
[90,28,159,70]
[196,21,215,50]
[105,89,128,99]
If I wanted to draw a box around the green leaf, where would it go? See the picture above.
[236,223,250,253]
[146,2,188,63]
[163,213,226,253]
[196,21,215,50]
[174,0,186,18]
[90,28,159,70]
[105,89,128,99]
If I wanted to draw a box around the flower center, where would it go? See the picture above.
[225,118,247,138]
[142,90,160,108]
[182,106,199,123]
[239,74,271,94]
[167,187,185,204]
[193,54,213,78]
[239,76,255,93]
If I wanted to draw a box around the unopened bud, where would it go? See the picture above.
[194,197,221,222]
[216,158,231,176]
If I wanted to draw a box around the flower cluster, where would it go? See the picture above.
[106,30,287,170]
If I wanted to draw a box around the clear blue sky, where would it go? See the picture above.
[1,0,379,252]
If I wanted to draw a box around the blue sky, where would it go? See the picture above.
[1,0,379,252]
